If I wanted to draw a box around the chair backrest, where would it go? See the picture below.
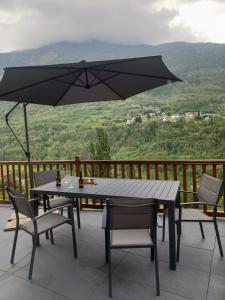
[6,187,34,219]
[198,174,223,205]
[33,170,57,187]
[106,197,157,230]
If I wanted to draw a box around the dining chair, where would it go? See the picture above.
[103,197,160,297]
[7,187,77,280]
[33,170,81,228]
[176,173,224,261]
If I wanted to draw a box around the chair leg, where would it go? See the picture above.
[154,245,160,296]
[176,221,181,262]
[76,197,81,229]
[11,225,19,264]
[28,235,37,280]
[214,220,223,257]
[50,230,54,244]
[45,231,49,240]
[70,206,77,258]
[151,248,154,261]
[43,198,49,240]
[199,222,205,239]
[162,211,166,242]
[108,246,112,297]
[105,229,109,263]
[151,230,154,261]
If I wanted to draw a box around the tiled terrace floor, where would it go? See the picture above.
[0,206,225,300]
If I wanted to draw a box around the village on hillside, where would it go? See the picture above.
[125,103,220,125]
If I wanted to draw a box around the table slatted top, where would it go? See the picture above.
[31,177,180,203]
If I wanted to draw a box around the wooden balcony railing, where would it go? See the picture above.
[1,156,225,216]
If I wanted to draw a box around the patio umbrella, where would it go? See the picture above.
[0,56,181,186]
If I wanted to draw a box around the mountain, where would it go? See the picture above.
[0,41,225,76]
[0,41,225,161]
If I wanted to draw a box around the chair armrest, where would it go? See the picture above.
[33,203,73,221]
[28,197,40,202]
[180,202,221,208]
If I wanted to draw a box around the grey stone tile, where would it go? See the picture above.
[0,231,32,272]
[0,274,70,300]
[159,240,212,273]
[92,276,190,300]
[0,229,15,248]
[15,253,107,300]
[78,210,103,228]
[0,270,4,279]
[75,223,105,246]
[0,207,222,300]
[163,220,215,251]
[207,273,225,300]
[211,236,225,277]
[114,253,209,300]
[0,207,13,230]
[217,220,225,237]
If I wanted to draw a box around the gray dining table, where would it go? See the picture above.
[30,177,180,270]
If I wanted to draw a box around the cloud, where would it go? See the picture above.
[0,0,223,53]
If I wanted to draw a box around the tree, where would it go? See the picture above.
[135,116,142,123]
[89,128,111,160]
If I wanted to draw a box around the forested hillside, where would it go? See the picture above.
[0,41,225,161]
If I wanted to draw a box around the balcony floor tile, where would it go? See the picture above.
[0,207,224,300]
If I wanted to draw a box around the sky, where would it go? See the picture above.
[0,0,225,53]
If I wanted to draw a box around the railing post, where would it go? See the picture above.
[75,155,81,176]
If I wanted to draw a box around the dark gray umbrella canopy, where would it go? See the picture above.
[0,55,181,188]
[0,56,181,105]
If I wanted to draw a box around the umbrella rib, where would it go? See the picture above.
[0,69,82,98]
[90,73,119,88]
[54,72,119,88]
[53,70,83,106]
[54,79,86,88]
[88,69,125,99]
[90,67,180,81]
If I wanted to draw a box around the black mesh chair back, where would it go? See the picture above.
[176,174,224,262]
[7,187,34,219]
[105,197,160,297]
[108,198,156,230]
[33,170,79,227]
[198,174,223,205]
[33,170,57,187]
[6,186,77,280]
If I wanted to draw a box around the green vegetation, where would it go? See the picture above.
[89,128,111,160]
[0,41,225,161]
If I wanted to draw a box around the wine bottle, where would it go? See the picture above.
[79,171,84,188]
[56,170,61,187]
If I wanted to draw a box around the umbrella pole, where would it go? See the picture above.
[5,103,34,189]
[23,103,33,188]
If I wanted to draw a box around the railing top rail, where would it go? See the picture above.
[1,159,225,165]
[80,159,225,164]
[0,160,74,165]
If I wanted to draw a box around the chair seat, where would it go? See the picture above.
[49,197,72,209]
[20,213,69,234]
[176,208,213,221]
[111,229,153,247]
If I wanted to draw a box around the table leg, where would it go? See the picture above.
[30,191,39,217]
[76,197,81,229]
[168,203,176,270]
